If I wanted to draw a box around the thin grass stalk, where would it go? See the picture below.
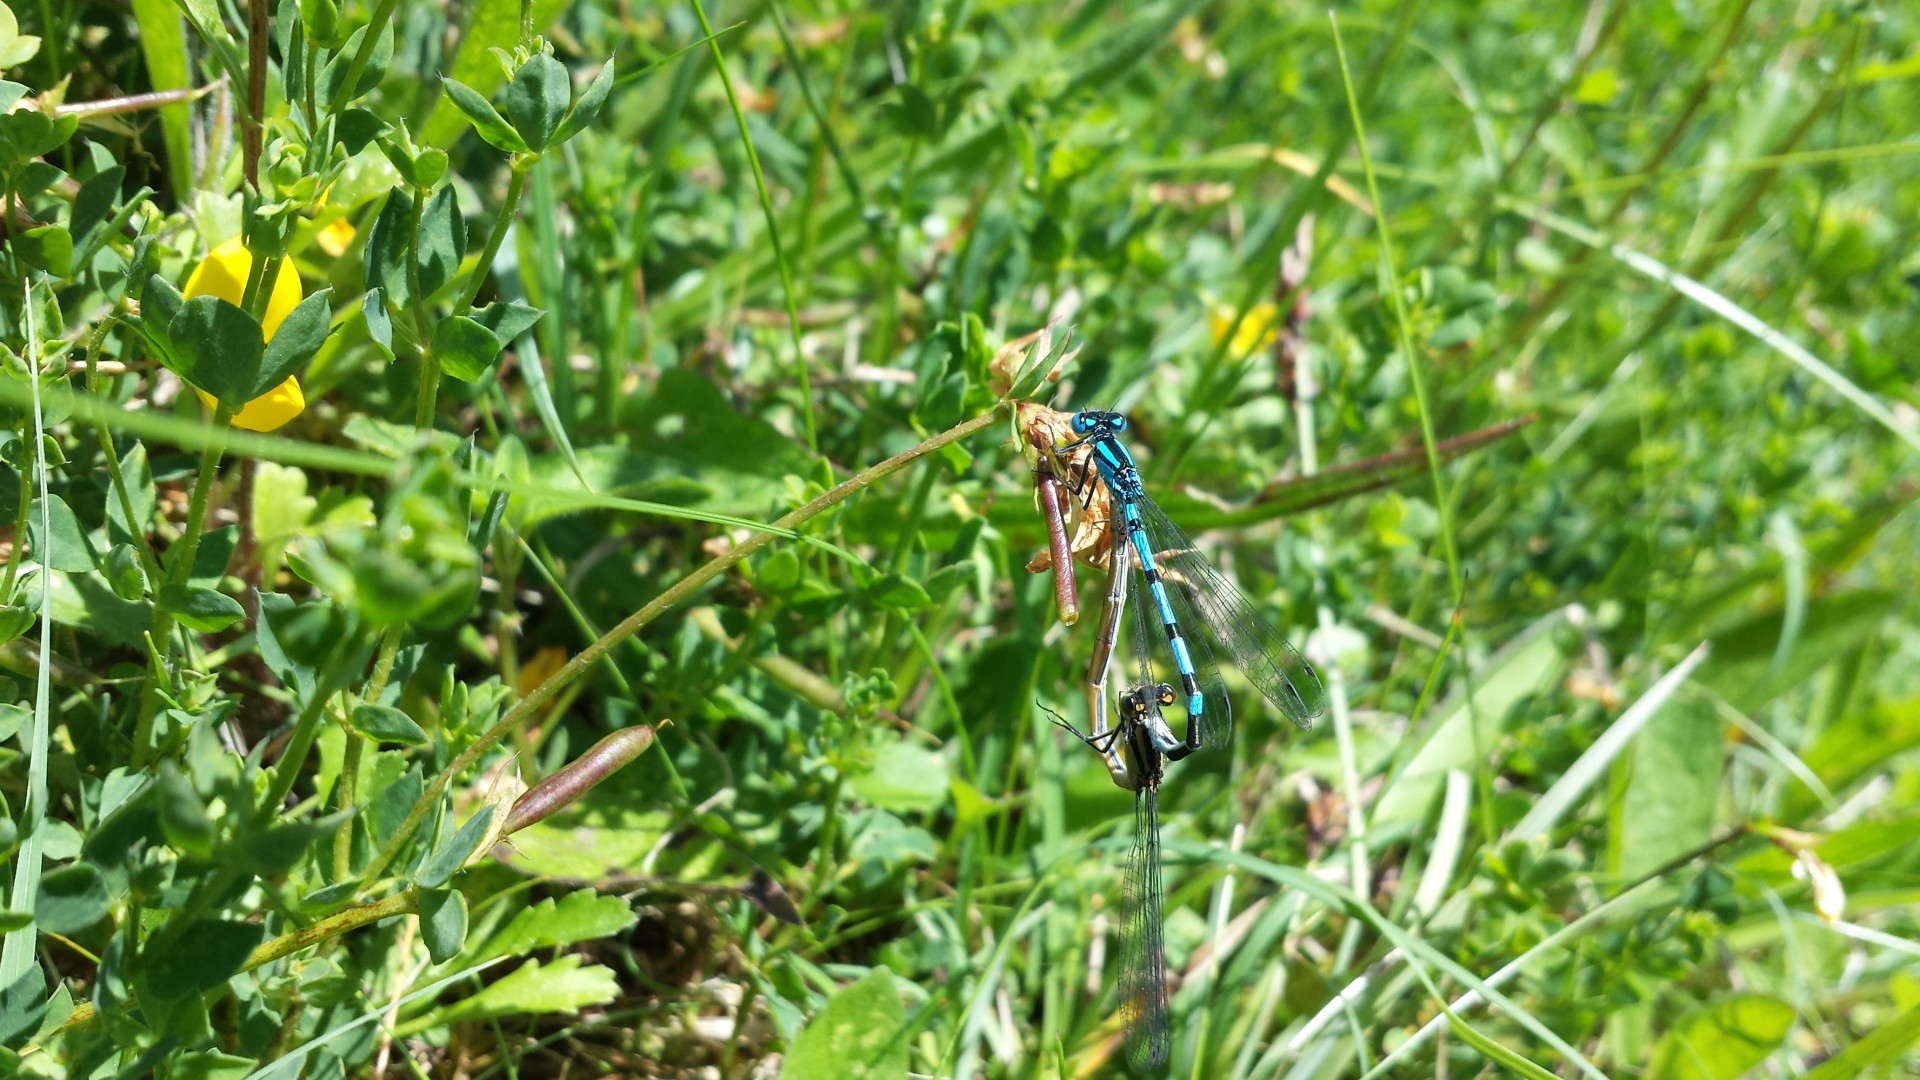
[689,0,822,458]
[1330,12,1461,605]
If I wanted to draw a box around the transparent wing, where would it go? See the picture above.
[1126,510,1233,750]
[1137,494,1327,732]
[1120,783,1170,1073]
[1149,550,1234,749]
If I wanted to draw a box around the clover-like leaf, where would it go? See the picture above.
[550,57,615,147]
[157,584,245,632]
[441,77,528,154]
[432,316,505,382]
[252,289,333,399]
[167,296,265,407]
[502,53,569,151]
[350,703,429,745]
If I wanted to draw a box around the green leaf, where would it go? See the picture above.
[755,548,801,592]
[471,300,543,345]
[33,863,109,934]
[867,573,931,611]
[421,956,617,1029]
[141,272,184,340]
[501,53,570,151]
[333,107,387,153]
[1613,698,1721,878]
[884,83,938,139]
[782,967,908,1080]
[105,441,155,545]
[551,57,615,146]
[0,4,44,69]
[156,762,215,857]
[922,561,974,602]
[476,889,637,962]
[166,1051,257,1080]
[0,606,31,645]
[15,225,71,276]
[105,544,147,601]
[1647,995,1796,1080]
[231,814,341,878]
[1699,591,1896,714]
[416,185,465,301]
[1373,611,1570,825]
[418,888,468,964]
[1443,1005,1560,1079]
[318,21,392,104]
[138,918,264,1000]
[251,289,334,399]
[0,912,30,934]
[363,189,413,305]
[156,584,244,632]
[350,703,428,745]
[363,285,393,359]
[27,494,96,572]
[420,0,569,148]
[440,76,529,154]
[167,296,265,407]
[415,806,493,889]
[851,740,950,813]
[432,316,505,382]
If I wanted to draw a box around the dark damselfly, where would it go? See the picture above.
[1048,539,1177,1071]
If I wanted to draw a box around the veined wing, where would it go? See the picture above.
[1120,780,1170,1072]
[1137,494,1327,732]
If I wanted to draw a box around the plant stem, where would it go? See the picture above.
[454,169,529,313]
[263,659,355,814]
[326,0,400,111]
[405,189,440,430]
[134,403,234,764]
[361,406,1006,883]
[54,889,421,1037]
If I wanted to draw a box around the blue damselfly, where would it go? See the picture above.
[1053,409,1327,756]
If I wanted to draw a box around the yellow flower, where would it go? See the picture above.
[1208,300,1280,358]
[517,645,568,701]
[315,217,357,258]
[184,237,307,432]
[314,185,357,258]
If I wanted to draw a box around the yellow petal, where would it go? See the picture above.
[1209,300,1280,358]
[183,236,305,340]
[315,217,357,259]
[196,377,307,432]
[517,645,568,699]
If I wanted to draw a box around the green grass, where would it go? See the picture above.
[2,0,1919,1077]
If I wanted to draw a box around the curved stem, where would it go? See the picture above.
[361,406,1006,883]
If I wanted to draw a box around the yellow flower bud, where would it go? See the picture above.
[184,237,308,432]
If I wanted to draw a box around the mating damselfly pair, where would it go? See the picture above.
[1029,407,1327,1072]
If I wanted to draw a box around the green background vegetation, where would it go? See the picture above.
[0,0,1916,1076]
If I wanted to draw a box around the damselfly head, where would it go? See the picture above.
[1121,682,1176,717]
[1071,409,1126,435]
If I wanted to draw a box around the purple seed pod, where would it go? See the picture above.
[504,725,656,836]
